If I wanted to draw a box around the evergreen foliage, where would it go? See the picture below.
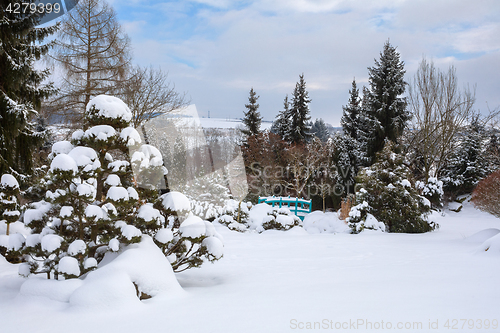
[441,120,491,196]
[311,118,330,142]
[0,2,58,177]
[288,74,312,144]
[348,142,436,234]
[271,95,291,141]
[364,41,408,160]
[241,88,262,137]
[19,95,222,279]
[0,174,21,236]
[340,79,361,140]
[332,133,359,196]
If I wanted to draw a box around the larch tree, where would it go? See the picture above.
[0,0,58,178]
[241,88,262,137]
[48,0,131,124]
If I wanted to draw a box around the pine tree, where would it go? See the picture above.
[241,88,262,137]
[0,2,58,177]
[365,40,408,159]
[0,174,20,236]
[311,118,330,142]
[340,79,361,140]
[289,74,312,145]
[271,95,291,141]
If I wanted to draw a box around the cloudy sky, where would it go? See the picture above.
[108,0,500,126]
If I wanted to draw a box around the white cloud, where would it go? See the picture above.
[115,0,500,125]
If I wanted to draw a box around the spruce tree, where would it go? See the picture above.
[241,88,262,137]
[311,118,330,142]
[332,133,359,196]
[365,40,408,159]
[289,74,312,145]
[0,2,58,177]
[271,95,291,141]
[340,79,361,140]
[355,87,376,166]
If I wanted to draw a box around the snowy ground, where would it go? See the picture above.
[1,202,499,333]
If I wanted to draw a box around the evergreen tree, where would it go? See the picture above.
[355,87,376,166]
[241,88,262,137]
[441,119,490,196]
[340,79,361,140]
[311,118,330,142]
[365,41,408,159]
[289,74,312,145]
[332,133,359,196]
[0,2,58,177]
[0,174,20,236]
[347,141,436,234]
[271,94,291,141]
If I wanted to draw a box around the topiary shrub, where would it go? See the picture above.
[262,206,301,231]
[347,142,437,234]
[471,170,500,218]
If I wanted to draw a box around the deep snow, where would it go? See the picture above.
[1,202,499,333]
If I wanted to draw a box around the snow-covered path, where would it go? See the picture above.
[1,204,499,333]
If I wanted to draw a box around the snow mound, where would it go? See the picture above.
[1,174,19,188]
[58,256,81,276]
[68,146,100,170]
[86,95,132,122]
[50,154,78,174]
[69,236,183,308]
[160,191,191,212]
[50,141,73,157]
[131,144,164,169]
[302,211,350,234]
[120,127,142,147]
[107,186,130,202]
[478,233,500,255]
[20,278,84,303]
[179,216,206,239]
[84,125,117,142]
[465,228,500,243]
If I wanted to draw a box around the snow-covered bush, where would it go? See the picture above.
[0,174,21,236]
[214,199,251,232]
[415,177,443,208]
[262,206,301,231]
[348,142,437,234]
[0,174,24,262]
[471,170,500,218]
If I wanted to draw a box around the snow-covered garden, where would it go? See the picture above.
[1,198,500,332]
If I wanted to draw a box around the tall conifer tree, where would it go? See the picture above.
[271,95,291,141]
[0,1,58,177]
[289,74,312,145]
[241,88,262,137]
[341,79,361,140]
[365,40,408,159]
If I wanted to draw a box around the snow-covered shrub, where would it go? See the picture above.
[0,174,24,262]
[348,142,437,234]
[415,177,443,208]
[0,174,21,235]
[471,170,500,218]
[214,199,251,232]
[20,95,165,279]
[262,206,301,231]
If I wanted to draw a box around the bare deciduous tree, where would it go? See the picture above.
[120,65,188,128]
[408,58,476,181]
[48,0,131,124]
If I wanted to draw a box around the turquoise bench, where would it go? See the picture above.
[258,196,312,221]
